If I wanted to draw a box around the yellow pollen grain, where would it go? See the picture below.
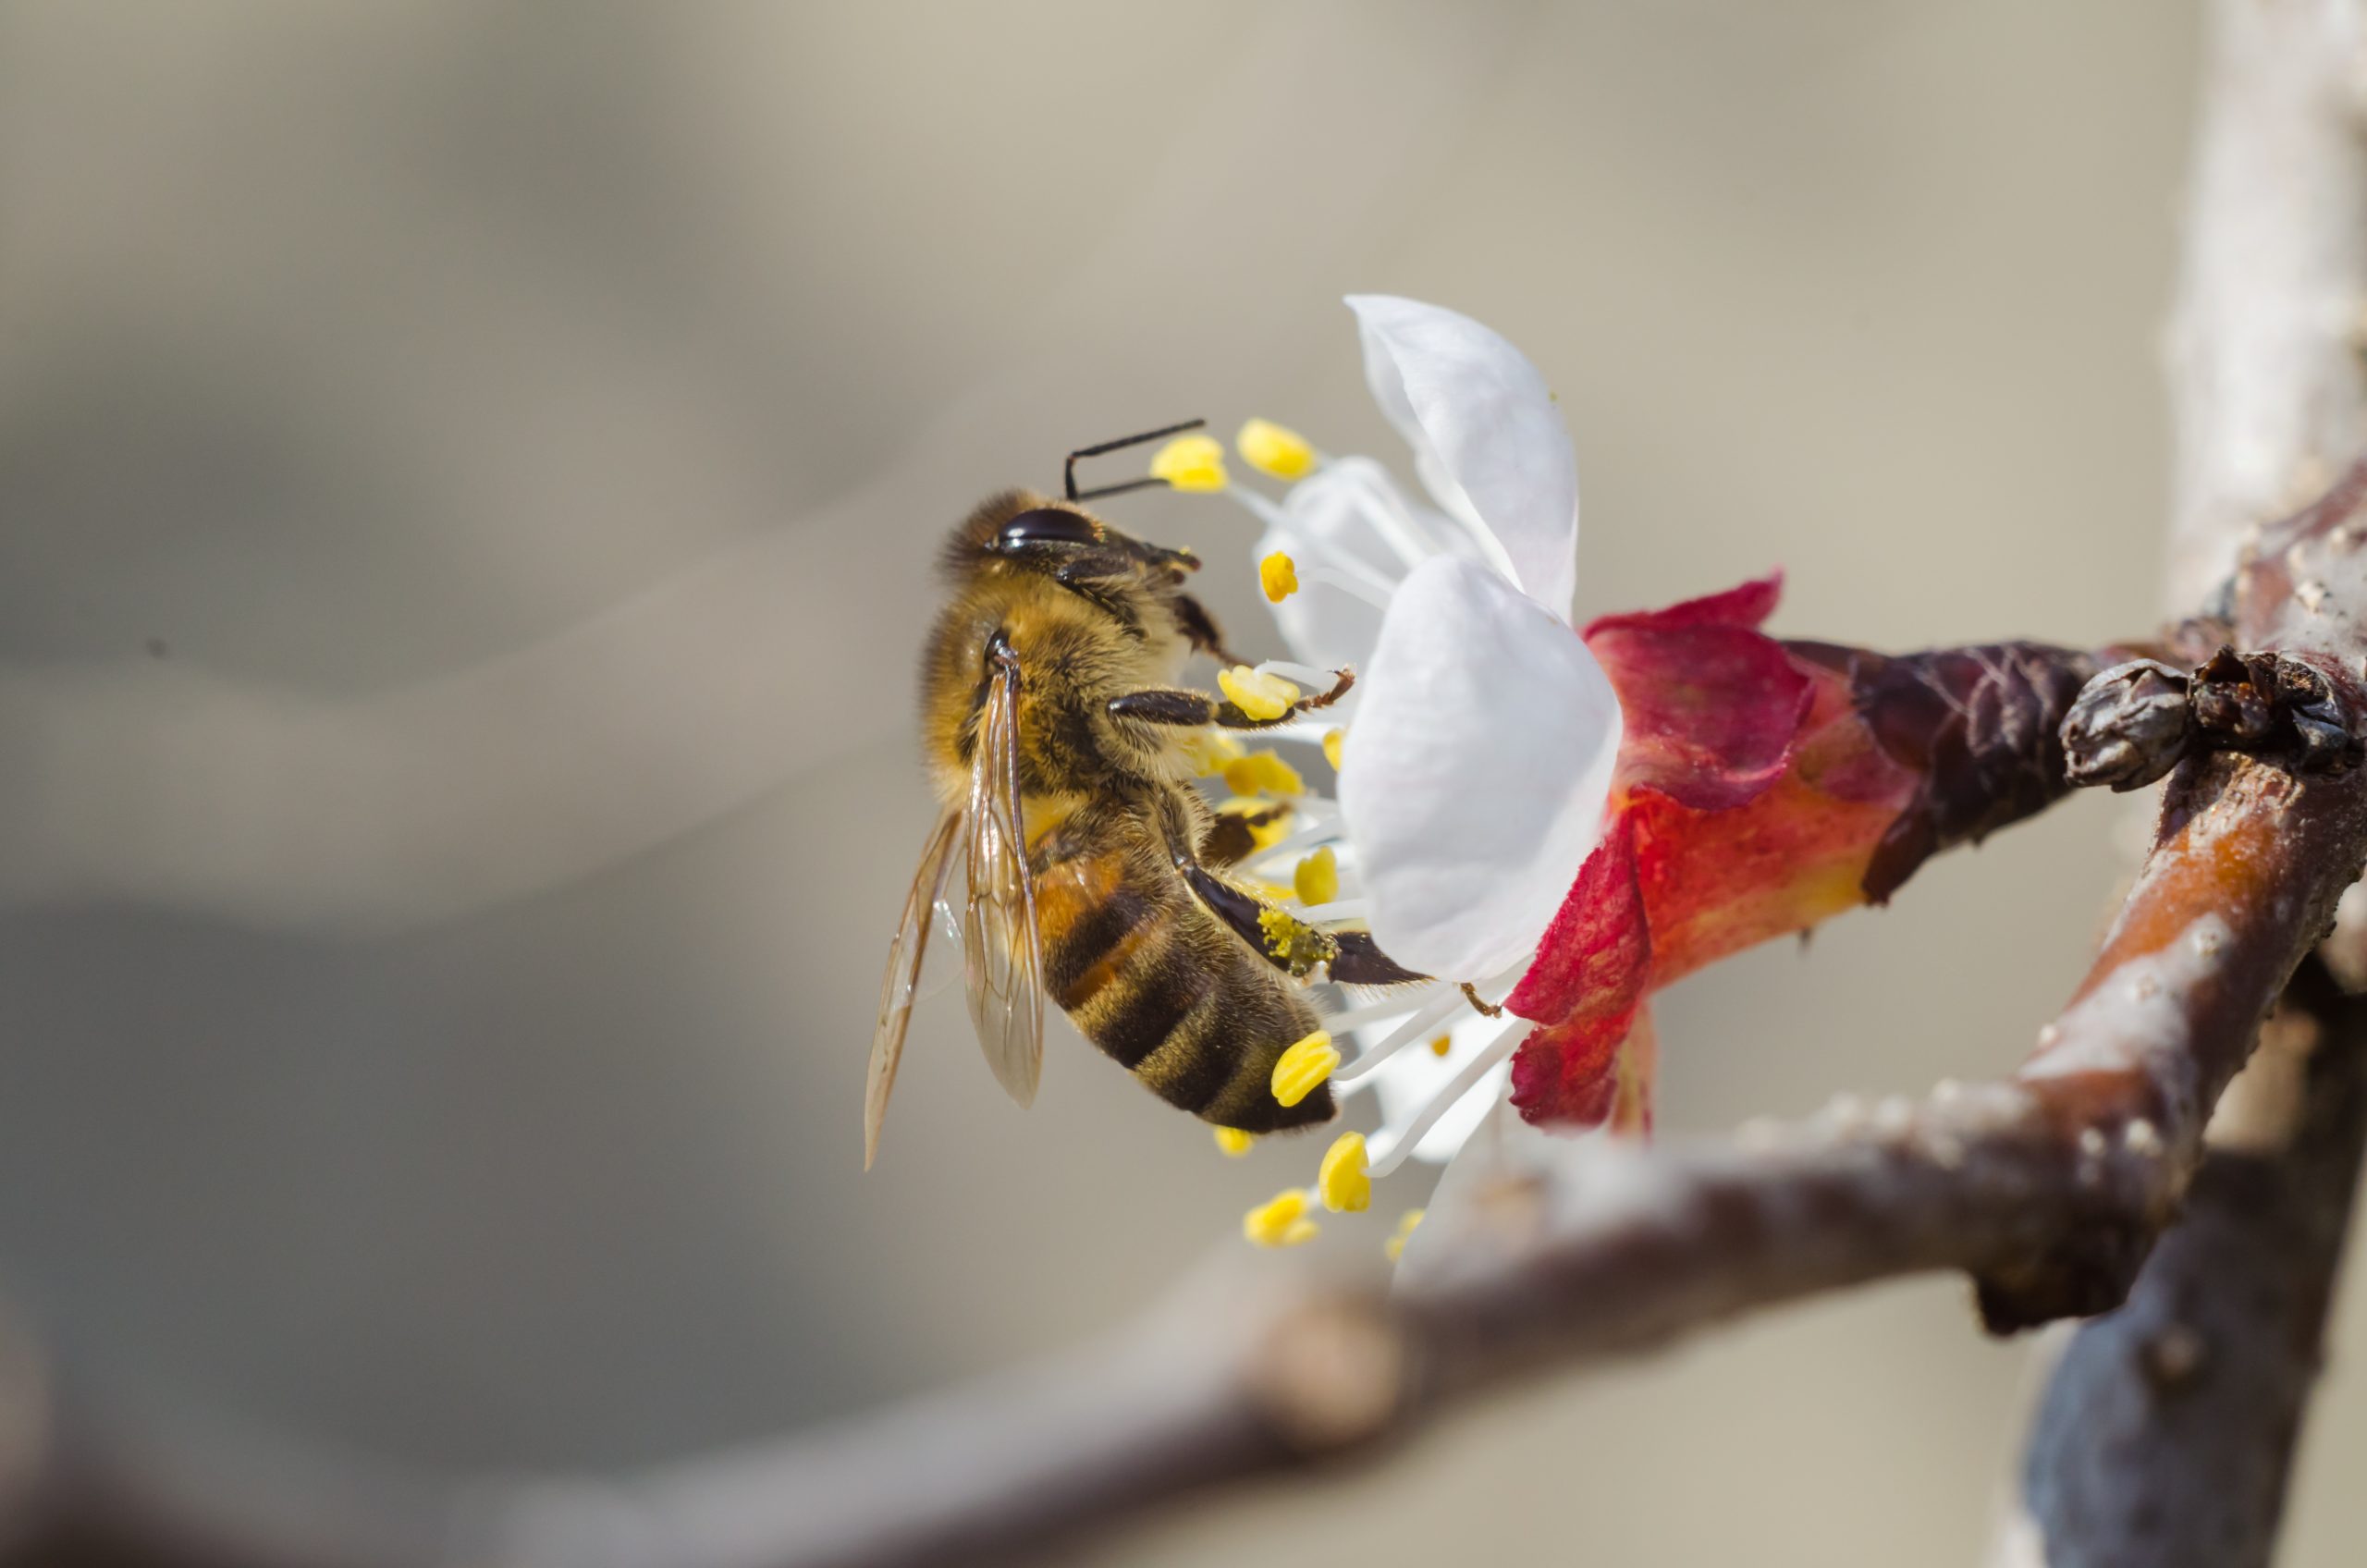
[1214,1126,1256,1158]
[1149,434,1227,492]
[1318,1131,1370,1213]
[1322,728,1345,770]
[1429,1033,1453,1057]
[1294,845,1339,905]
[1258,551,1300,603]
[1237,418,1317,481]
[1244,1187,1318,1247]
[1222,750,1305,798]
[1271,1030,1339,1108]
[1220,665,1300,721]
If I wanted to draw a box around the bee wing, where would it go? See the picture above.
[865,809,967,1170]
[963,642,1046,1108]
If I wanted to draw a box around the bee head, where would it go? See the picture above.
[944,490,1199,588]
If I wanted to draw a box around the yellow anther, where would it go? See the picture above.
[1322,728,1345,770]
[1216,796,1294,851]
[1221,749,1305,798]
[1317,1131,1370,1213]
[1259,550,1300,604]
[1237,418,1318,481]
[1179,728,1245,777]
[1214,1126,1256,1158]
[1150,434,1227,492]
[1219,665,1300,721]
[1244,1187,1319,1246]
[1429,1033,1453,1057]
[1384,1207,1426,1262]
[1271,1030,1340,1108]
[1294,845,1340,906]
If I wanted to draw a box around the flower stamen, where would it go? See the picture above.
[1331,986,1470,1087]
[1214,1126,1256,1158]
[1258,550,1300,603]
[1321,980,1454,1033]
[1270,1029,1340,1108]
[1292,845,1339,905]
[1178,728,1245,777]
[1149,434,1228,492]
[1219,665,1301,721]
[1316,1131,1370,1213]
[1366,1016,1528,1179]
[1256,658,1341,691]
[1243,1188,1319,1247]
[1220,749,1306,798]
[1237,418,1318,480]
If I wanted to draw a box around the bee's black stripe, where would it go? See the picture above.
[1094,960,1209,1070]
[1043,886,1156,1009]
[1137,993,1238,1115]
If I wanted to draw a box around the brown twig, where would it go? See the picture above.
[2004,967,2367,1568]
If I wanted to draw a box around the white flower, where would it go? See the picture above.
[1196,297,1621,1187]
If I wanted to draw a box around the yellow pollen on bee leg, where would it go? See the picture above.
[1220,665,1300,721]
[1271,1030,1340,1108]
[1258,551,1300,603]
[1222,750,1306,798]
[1244,1187,1319,1246]
[1294,845,1339,905]
[1429,1034,1453,1057]
[1214,1126,1256,1158]
[1384,1207,1427,1262]
[1318,1131,1370,1213]
[1322,728,1345,770]
[1149,434,1228,492]
[1237,418,1318,481]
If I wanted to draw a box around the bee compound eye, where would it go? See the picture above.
[996,508,1099,550]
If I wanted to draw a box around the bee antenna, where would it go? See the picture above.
[1064,418,1206,503]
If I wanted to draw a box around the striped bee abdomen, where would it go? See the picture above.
[1033,834,1334,1133]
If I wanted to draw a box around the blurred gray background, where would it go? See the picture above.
[5,3,2355,1563]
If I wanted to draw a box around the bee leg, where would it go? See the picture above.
[1107,688,1221,726]
[1171,593,1249,667]
[1157,799,1429,986]
[1108,667,1355,730]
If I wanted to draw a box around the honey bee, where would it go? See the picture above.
[864,421,1423,1167]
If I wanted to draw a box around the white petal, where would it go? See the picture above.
[1254,457,1474,678]
[1345,295,1579,620]
[1338,556,1619,979]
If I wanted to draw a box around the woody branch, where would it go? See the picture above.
[2000,1,2367,1562]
